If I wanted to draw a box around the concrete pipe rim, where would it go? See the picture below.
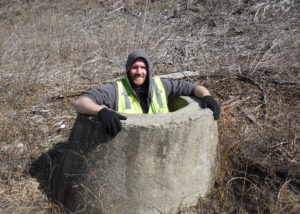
[79,96,213,128]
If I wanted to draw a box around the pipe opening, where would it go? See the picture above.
[168,96,189,112]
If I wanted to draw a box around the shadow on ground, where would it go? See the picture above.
[28,142,69,199]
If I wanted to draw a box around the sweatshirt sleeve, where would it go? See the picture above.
[82,81,118,111]
[161,78,197,103]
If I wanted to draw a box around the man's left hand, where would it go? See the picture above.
[201,96,220,120]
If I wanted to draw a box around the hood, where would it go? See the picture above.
[125,49,152,77]
[125,49,154,107]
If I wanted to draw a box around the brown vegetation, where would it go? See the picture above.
[0,0,299,213]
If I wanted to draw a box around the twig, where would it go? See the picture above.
[146,205,163,214]
[159,71,199,79]
[222,96,252,107]
[270,80,300,86]
[237,74,268,118]
[105,6,125,18]
[222,96,240,106]
[238,107,262,127]
[221,177,261,201]
[81,155,117,214]
[271,140,294,149]
[77,184,102,212]
[276,179,291,210]
[52,91,86,100]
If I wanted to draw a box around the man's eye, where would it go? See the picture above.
[132,66,146,69]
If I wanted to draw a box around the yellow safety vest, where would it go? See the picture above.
[116,77,169,114]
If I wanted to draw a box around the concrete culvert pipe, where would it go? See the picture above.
[50,96,219,214]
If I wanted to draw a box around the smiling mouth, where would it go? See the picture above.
[134,76,145,80]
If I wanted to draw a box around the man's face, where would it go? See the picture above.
[129,59,147,86]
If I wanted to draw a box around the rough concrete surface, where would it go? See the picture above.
[50,96,219,214]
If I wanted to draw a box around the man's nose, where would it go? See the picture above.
[136,67,143,73]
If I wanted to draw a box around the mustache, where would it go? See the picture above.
[133,74,146,78]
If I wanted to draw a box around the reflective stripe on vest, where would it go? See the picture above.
[116,77,169,114]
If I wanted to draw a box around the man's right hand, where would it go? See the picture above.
[98,108,127,137]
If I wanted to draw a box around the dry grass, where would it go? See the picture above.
[0,0,299,213]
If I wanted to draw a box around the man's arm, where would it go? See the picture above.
[73,82,118,116]
[73,95,126,137]
[193,85,211,98]
[194,85,220,120]
[73,96,104,116]
[161,78,220,120]
[161,78,210,101]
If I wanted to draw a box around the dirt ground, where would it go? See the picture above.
[0,0,299,213]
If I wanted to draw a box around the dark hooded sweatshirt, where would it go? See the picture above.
[83,50,196,113]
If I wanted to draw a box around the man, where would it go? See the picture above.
[74,49,220,136]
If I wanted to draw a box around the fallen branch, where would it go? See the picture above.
[52,91,86,100]
[237,74,268,118]
[240,141,300,189]
[159,71,199,79]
